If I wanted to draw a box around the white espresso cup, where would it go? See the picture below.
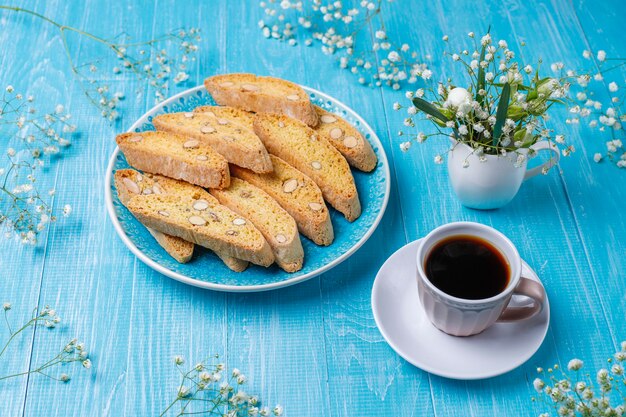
[415,222,546,337]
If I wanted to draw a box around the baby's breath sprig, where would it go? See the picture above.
[0,86,74,245]
[161,355,284,417]
[258,0,429,89]
[571,49,625,168]
[532,341,626,417]
[0,6,201,121]
[396,32,582,169]
[0,303,91,383]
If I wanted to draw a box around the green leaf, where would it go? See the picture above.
[492,82,511,147]
[411,97,450,123]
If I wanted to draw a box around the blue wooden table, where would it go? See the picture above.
[1,1,624,416]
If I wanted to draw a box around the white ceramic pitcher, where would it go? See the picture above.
[447,140,559,210]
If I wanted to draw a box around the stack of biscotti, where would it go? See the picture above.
[114,169,249,271]
[114,73,377,274]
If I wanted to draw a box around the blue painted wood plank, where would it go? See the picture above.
[0,0,622,416]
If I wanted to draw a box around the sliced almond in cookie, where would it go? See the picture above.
[204,73,319,127]
[116,131,229,189]
[253,113,361,222]
[210,177,304,272]
[152,112,272,173]
[312,105,377,172]
[194,106,255,130]
[231,155,333,246]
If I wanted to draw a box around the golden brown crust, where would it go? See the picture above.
[204,73,319,127]
[210,178,304,272]
[313,106,378,172]
[127,192,275,267]
[114,169,249,271]
[231,156,334,246]
[116,131,230,189]
[253,113,361,222]
[152,112,272,173]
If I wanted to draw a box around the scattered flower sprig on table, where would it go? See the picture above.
[258,0,429,89]
[0,303,90,383]
[396,31,581,170]
[0,6,201,121]
[0,86,74,245]
[161,355,283,417]
[571,49,625,168]
[532,341,626,417]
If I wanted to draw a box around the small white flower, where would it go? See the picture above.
[567,359,583,371]
[375,30,386,40]
[272,405,284,416]
[445,87,472,109]
[178,385,190,398]
[421,69,432,80]
[6,85,14,93]
[173,71,189,84]
[174,355,185,365]
[399,141,411,152]
[582,50,591,59]
[393,102,401,110]
[597,50,606,61]
[593,153,603,163]
[611,364,624,375]
[609,82,618,92]
[533,378,545,392]
[60,373,70,382]
[82,359,92,369]
[458,125,468,136]
[434,155,443,164]
[2,302,11,311]
[63,204,72,217]
[387,51,400,63]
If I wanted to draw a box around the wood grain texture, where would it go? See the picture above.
[0,0,623,416]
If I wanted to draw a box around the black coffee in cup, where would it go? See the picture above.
[425,235,510,300]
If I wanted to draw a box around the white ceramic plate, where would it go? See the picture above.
[371,239,550,380]
[105,85,390,292]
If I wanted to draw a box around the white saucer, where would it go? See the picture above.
[371,239,550,380]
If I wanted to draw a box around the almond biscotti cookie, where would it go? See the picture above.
[116,131,230,189]
[313,106,377,172]
[114,169,248,271]
[253,113,361,222]
[210,177,304,272]
[204,73,319,127]
[194,106,255,130]
[152,112,272,173]
[126,191,275,267]
[231,155,334,246]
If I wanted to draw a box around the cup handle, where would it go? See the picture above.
[497,277,546,322]
[523,141,560,180]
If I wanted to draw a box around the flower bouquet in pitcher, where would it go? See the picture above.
[396,32,581,209]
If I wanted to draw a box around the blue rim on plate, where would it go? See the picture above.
[104,85,390,292]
